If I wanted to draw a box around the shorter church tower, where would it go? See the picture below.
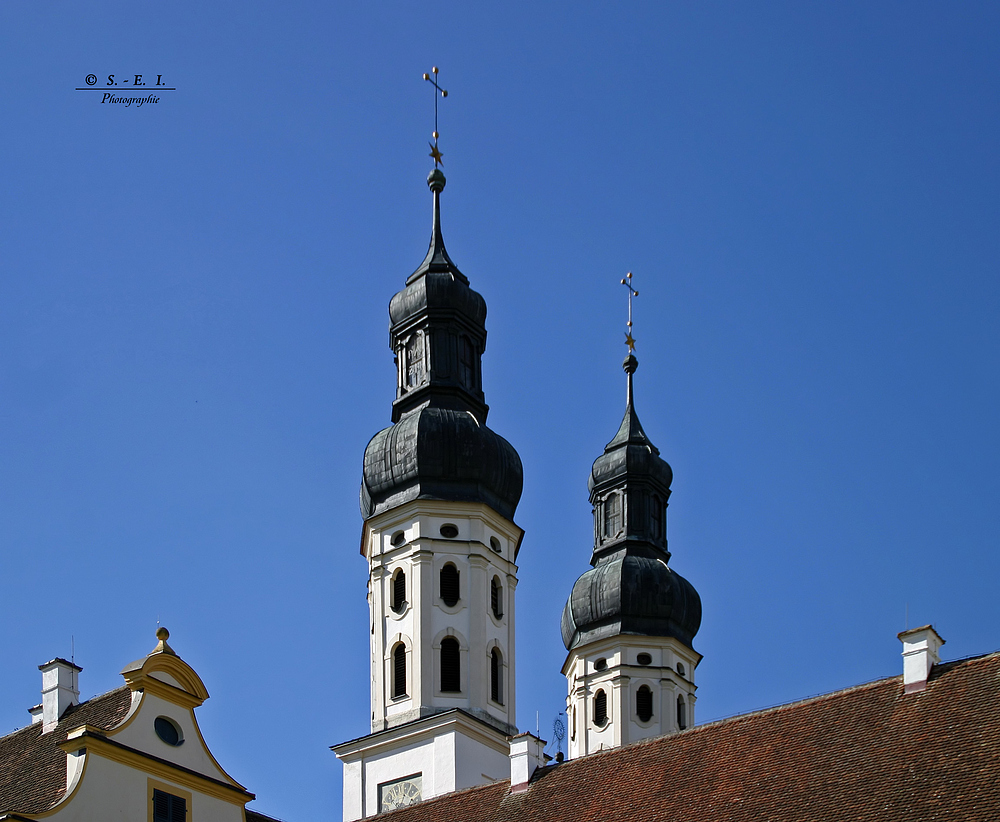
[561,346,702,758]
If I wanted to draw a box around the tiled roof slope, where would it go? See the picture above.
[377,651,1000,822]
[0,686,132,815]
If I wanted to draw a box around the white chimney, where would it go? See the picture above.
[509,732,546,792]
[39,658,82,733]
[898,625,945,693]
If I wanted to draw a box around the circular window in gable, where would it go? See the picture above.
[154,716,183,747]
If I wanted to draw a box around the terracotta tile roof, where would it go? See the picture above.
[375,651,1000,822]
[0,686,132,815]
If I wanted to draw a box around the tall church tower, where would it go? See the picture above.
[333,165,524,820]
[561,345,702,758]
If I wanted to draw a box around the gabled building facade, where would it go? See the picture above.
[0,629,277,822]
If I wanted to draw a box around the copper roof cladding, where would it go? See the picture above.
[367,650,1000,822]
[0,686,132,815]
[360,169,523,521]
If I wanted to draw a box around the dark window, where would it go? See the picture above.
[391,570,406,613]
[594,658,607,672]
[491,648,503,704]
[603,493,622,538]
[636,686,653,722]
[636,653,652,666]
[489,537,502,553]
[677,695,687,730]
[677,662,686,676]
[651,494,663,539]
[392,643,407,698]
[152,789,186,822]
[154,716,181,746]
[441,637,461,692]
[594,689,608,726]
[391,531,406,547]
[440,564,459,606]
[459,336,475,388]
[406,334,424,388]
[440,523,459,539]
[491,577,503,618]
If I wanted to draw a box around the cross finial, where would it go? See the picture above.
[621,271,639,351]
[422,66,448,166]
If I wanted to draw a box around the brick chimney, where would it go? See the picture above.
[509,732,546,792]
[38,658,82,732]
[898,625,944,694]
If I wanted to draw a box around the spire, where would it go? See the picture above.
[408,168,467,284]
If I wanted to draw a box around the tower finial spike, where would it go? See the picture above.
[621,271,639,353]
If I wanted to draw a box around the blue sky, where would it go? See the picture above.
[2,3,999,820]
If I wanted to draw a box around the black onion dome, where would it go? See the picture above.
[560,554,701,650]
[359,168,523,523]
[562,352,701,652]
[361,406,523,520]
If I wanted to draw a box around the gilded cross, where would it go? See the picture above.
[422,66,448,166]
[621,271,639,351]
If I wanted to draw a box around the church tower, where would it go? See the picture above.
[561,331,702,758]
[333,162,524,820]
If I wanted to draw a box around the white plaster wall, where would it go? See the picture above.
[43,752,244,822]
[110,691,233,784]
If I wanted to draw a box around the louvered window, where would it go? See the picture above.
[651,494,663,539]
[391,570,406,613]
[459,336,475,389]
[441,637,461,692]
[491,576,503,618]
[392,644,407,698]
[491,648,503,704]
[603,493,622,538]
[152,789,186,822]
[440,564,459,607]
[677,695,687,730]
[636,685,653,722]
[594,689,608,726]
[406,334,424,388]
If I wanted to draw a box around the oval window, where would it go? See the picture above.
[594,658,608,672]
[637,653,652,666]
[440,524,459,539]
[154,716,183,746]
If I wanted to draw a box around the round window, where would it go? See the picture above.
[594,658,608,672]
[637,653,652,666]
[440,524,459,539]
[154,716,183,747]
[489,537,502,553]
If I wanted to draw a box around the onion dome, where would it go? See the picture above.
[561,354,701,651]
[360,169,523,521]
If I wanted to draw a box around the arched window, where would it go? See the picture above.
[391,570,406,614]
[677,694,687,730]
[441,637,461,692]
[491,576,503,618]
[458,336,475,389]
[392,643,407,699]
[603,493,622,538]
[650,494,663,539]
[440,563,459,607]
[594,689,608,726]
[491,648,503,704]
[405,333,424,389]
[636,685,653,722]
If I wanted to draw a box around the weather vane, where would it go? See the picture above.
[422,66,448,166]
[621,271,639,351]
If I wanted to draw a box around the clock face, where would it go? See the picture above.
[379,774,422,812]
